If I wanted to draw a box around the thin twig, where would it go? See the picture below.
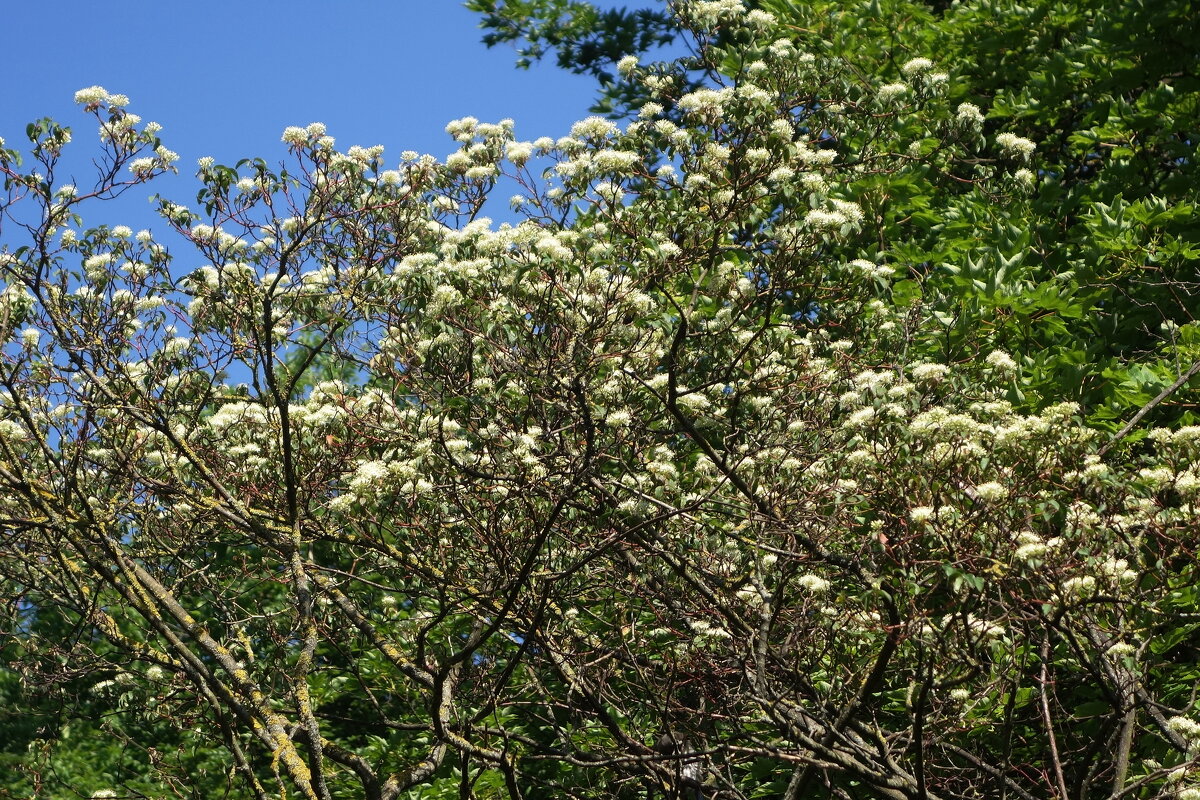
[1099,360,1200,456]
[1040,634,1071,800]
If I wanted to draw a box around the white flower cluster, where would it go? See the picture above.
[895,57,948,88]
[1168,716,1200,741]
[877,83,908,104]
[804,200,864,232]
[1012,531,1063,562]
[0,419,28,442]
[281,122,334,148]
[900,58,934,77]
[1064,454,1110,484]
[984,350,1018,373]
[571,116,619,141]
[955,102,985,130]
[911,363,951,383]
[688,619,733,648]
[128,144,180,176]
[680,0,746,28]
[963,614,1006,639]
[797,574,830,593]
[676,87,734,117]
[910,506,935,524]
[1060,575,1096,598]
[74,86,111,106]
[973,481,1008,503]
[996,132,1036,161]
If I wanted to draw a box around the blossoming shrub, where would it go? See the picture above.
[1,4,1198,799]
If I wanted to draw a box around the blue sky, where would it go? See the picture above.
[0,1,626,230]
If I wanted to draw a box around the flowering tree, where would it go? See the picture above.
[473,0,1200,434]
[2,4,1200,799]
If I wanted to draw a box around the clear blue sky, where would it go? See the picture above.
[1,1,624,229]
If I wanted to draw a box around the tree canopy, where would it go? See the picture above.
[1,2,1198,799]
[472,0,1200,431]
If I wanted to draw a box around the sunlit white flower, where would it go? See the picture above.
[805,209,849,229]
[798,574,830,593]
[464,165,497,180]
[996,132,1036,160]
[877,83,908,103]
[911,363,950,383]
[1061,575,1097,598]
[955,102,985,129]
[676,87,731,116]
[0,419,27,442]
[1168,716,1200,740]
[910,506,935,524]
[985,350,1018,373]
[1012,168,1037,189]
[1014,531,1047,561]
[974,482,1008,503]
[571,116,619,140]
[74,86,110,106]
[281,126,307,144]
[900,57,934,77]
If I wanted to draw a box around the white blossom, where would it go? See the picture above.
[910,506,935,524]
[974,482,1008,503]
[877,83,908,103]
[74,86,110,105]
[955,102,985,129]
[798,574,830,593]
[900,57,934,77]
[996,132,1036,160]
[985,350,1018,373]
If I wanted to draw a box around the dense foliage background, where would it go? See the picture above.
[1,1,1197,799]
